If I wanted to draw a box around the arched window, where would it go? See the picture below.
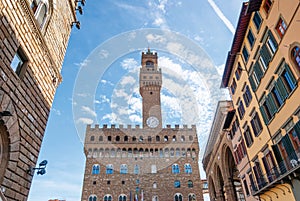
[99,136,103,141]
[146,60,154,66]
[182,148,186,157]
[188,194,196,201]
[111,149,116,157]
[164,148,169,157]
[172,135,176,141]
[175,148,180,157]
[184,163,192,174]
[93,148,98,158]
[106,164,113,174]
[153,182,157,188]
[170,148,175,157]
[92,164,100,175]
[174,180,180,188]
[134,164,139,174]
[292,46,300,69]
[120,164,128,174]
[116,136,120,141]
[164,136,168,141]
[189,136,193,141]
[174,193,183,201]
[124,136,128,141]
[99,148,104,157]
[159,149,164,157]
[90,136,95,141]
[151,165,157,173]
[89,195,97,201]
[188,180,193,188]
[119,195,126,201]
[87,148,92,157]
[104,195,112,201]
[31,0,49,29]
[152,196,158,201]
[172,164,180,174]
[132,136,137,141]
[181,136,185,141]
[156,135,160,141]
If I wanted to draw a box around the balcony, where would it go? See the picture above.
[251,153,300,196]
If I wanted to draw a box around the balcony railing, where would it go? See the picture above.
[251,153,300,195]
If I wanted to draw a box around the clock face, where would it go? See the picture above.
[146,116,159,128]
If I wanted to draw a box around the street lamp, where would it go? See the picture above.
[27,160,48,175]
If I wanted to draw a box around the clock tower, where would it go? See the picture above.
[139,48,162,128]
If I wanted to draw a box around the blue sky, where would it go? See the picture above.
[28,1,242,200]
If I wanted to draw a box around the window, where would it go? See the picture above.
[152,196,158,201]
[266,32,278,55]
[280,65,297,93]
[156,135,160,141]
[189,136,193,141]
[106,164,113,174]
[151,164,157,173]
[104,195,112,201]
[31,0,49,28]
[292,46,300,69]
[92,164,100,175]
[242,46,249,63]
[11,47,28,77]
[148,136,152,142]
[237,100,245,119]
[120,164,127,174]
[174,180,181,188]
[90,136,95,141]
[184,163,192,174]
[172,164,180,174]
[146,61,154,67]
[174,193,183,201]
[243,85,252,107]
[276,17,287,38]
[153,182,157,188]
[247,29,255,48]
[188,180,193,188]
[263,0,273,14]
[231,79,237,95]
[251,113,263,136]
[244,127,253,147]
[262,152,277,182]
[119,195,126,201]
[253,12,262,30]
[99,136,103,141]
[188,194,196,201]
[89,195,97,201]
[134,165,139,174]
[108,136,112,141]
[181,136,185,141]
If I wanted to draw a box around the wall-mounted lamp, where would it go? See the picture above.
[76,6,83,15]
[27,160,48,175]
[0,111,12,117]
[71,21,81,29]
[76,0,85,6]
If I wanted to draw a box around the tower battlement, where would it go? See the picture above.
[86,124,196,131]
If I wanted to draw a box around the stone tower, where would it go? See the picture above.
[0,0,80,200]
[81,50,204,201]
[139,48,162,129]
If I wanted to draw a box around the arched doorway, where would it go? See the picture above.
[208,176,217,200]
[225,147,245,201]
[216,165,225,201]
[0,120,9,184]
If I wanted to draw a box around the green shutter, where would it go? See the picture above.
[276,77,289,100]
[260,44,271,66]
[274,80,286,101]
[259,105,269,124]
[282,134,298,160]
[266,94,277,116]
[271,144,286,173]
[285,64,297,85]
[294,121,300,139]
[254,61,263,81]
[249,75,257,91]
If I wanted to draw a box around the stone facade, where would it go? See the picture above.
[81,51,204,201]
[0,0,77,200]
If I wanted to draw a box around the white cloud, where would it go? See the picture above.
[81,106,97,117]
[146,34,166,44]
[120,75,136,85]
[120,58,139,71]
[153,17,165,26]
[216,63,225,76]
[207,0,235,34]
[74,59,89,68]
[77,117,94,124]
[100,79,114,86]
[102,113,118,123]
[96,95,110,104]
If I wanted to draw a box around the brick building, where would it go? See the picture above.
[0,0,79,200]
[81,50,204,201]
